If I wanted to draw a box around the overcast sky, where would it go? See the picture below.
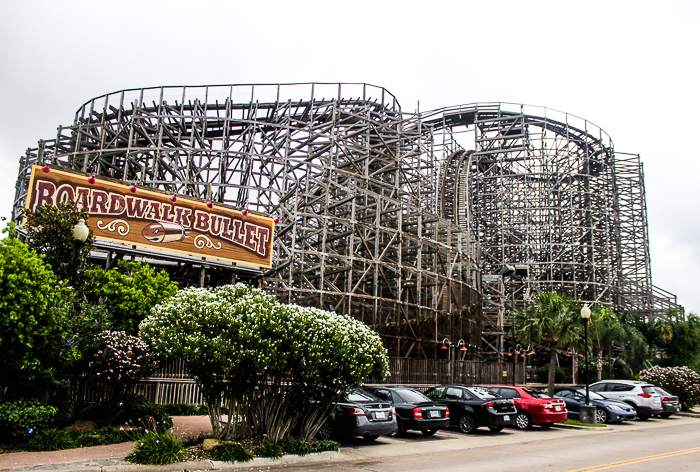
[1,0,698,314]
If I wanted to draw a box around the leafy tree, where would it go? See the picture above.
[514,292,581,396]
[620,310,700,370]
[140,283,389,441]
[82,261,178,334]
[22,201,94,283]
[656,313,700,370]
[0,233,68,400]
[588,307,628,381]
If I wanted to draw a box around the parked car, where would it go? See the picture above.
[588,380,663,420]
[317,389,397,441]
[488,385,568,429]
[365,386,450,436]
[423,385,517,433]
[652,387,682,418]
[554,387,637,423]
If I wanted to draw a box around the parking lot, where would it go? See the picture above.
[238,414,700,472]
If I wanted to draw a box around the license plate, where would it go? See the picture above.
[430,410,440,418]
[375,411,386,420]
[504,415,510,421]
[555,406,561,411]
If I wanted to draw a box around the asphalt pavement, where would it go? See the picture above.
[1,411,699,472]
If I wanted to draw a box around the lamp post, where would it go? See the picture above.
[578,303,596,424]
[580,304,591,405]
[72,219,90,286]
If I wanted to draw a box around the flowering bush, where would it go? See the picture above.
[84,330,159,398]
[639,365,700,409]
[140,283,388,441]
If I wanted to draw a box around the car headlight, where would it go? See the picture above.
[607,405,623,411]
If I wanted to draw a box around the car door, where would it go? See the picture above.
[444,387,468,425]
[557,389,583,418]
[496,387,522,410]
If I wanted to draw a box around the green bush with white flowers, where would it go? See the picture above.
[140,283,388,441]
[639,365,700,409]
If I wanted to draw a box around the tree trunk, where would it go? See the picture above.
[597,353,604,382]
[548,344,558,397]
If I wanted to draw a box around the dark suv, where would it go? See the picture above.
[589,380,663,420]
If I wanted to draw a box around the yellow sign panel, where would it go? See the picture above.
[25,166,275,268]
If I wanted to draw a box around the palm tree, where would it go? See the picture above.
[514,292,581,397]
[588,307,627,381]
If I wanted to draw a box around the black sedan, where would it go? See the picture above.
[653,387,682,418]
[424,385,516,433]
[318,389,397,441]
[365,386,450,436]
[554,388,636,423]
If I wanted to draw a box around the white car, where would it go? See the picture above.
[589,380,663,420]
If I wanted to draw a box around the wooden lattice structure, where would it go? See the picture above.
[12,84,681,359]
[12,83,481,359]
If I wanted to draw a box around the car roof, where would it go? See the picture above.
[592,380,647,385]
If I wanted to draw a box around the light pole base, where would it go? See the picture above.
[580,405,597,424]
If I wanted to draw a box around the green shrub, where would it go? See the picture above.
[125,431,184,465]
[211,442,254,463]
[82,261,178,335]
[0,400,58,439]
[311,439,340,453]
[254,441,284,459]
[25,428,78,451]
[74,395,172,431]
[538,364,565,383]
[0,235,69,399]
[162,403,207,416]
[280,437,314,456]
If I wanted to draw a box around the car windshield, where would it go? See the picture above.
[575,390,604,401]
[469,387,501,400]
[655,387,670,396]
[523,388,550,399]
[397,389,431,403]
[346,390,381,403]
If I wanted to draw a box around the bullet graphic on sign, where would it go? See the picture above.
[142,222,187,243]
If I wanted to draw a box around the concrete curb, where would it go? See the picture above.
[3,452,342,472]
[552,423,608,431]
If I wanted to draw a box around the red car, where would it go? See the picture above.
[488,386,568,429]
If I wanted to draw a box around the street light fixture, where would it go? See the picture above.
[580,304,592,405]
[72,219,90,286]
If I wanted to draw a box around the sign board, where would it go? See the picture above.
[25,166,275,268]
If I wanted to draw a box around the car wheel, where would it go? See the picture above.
[637,414,650,421]
[363,434,379,441]
[422,429,438,436]
[540,423,553,430]
[660,413,672,419]
[459,414,477,434]
[488,425,504,432]
[395,420,407,437]
[317,420,333,440]
[596,408,608,424]
[514,412,532,430]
